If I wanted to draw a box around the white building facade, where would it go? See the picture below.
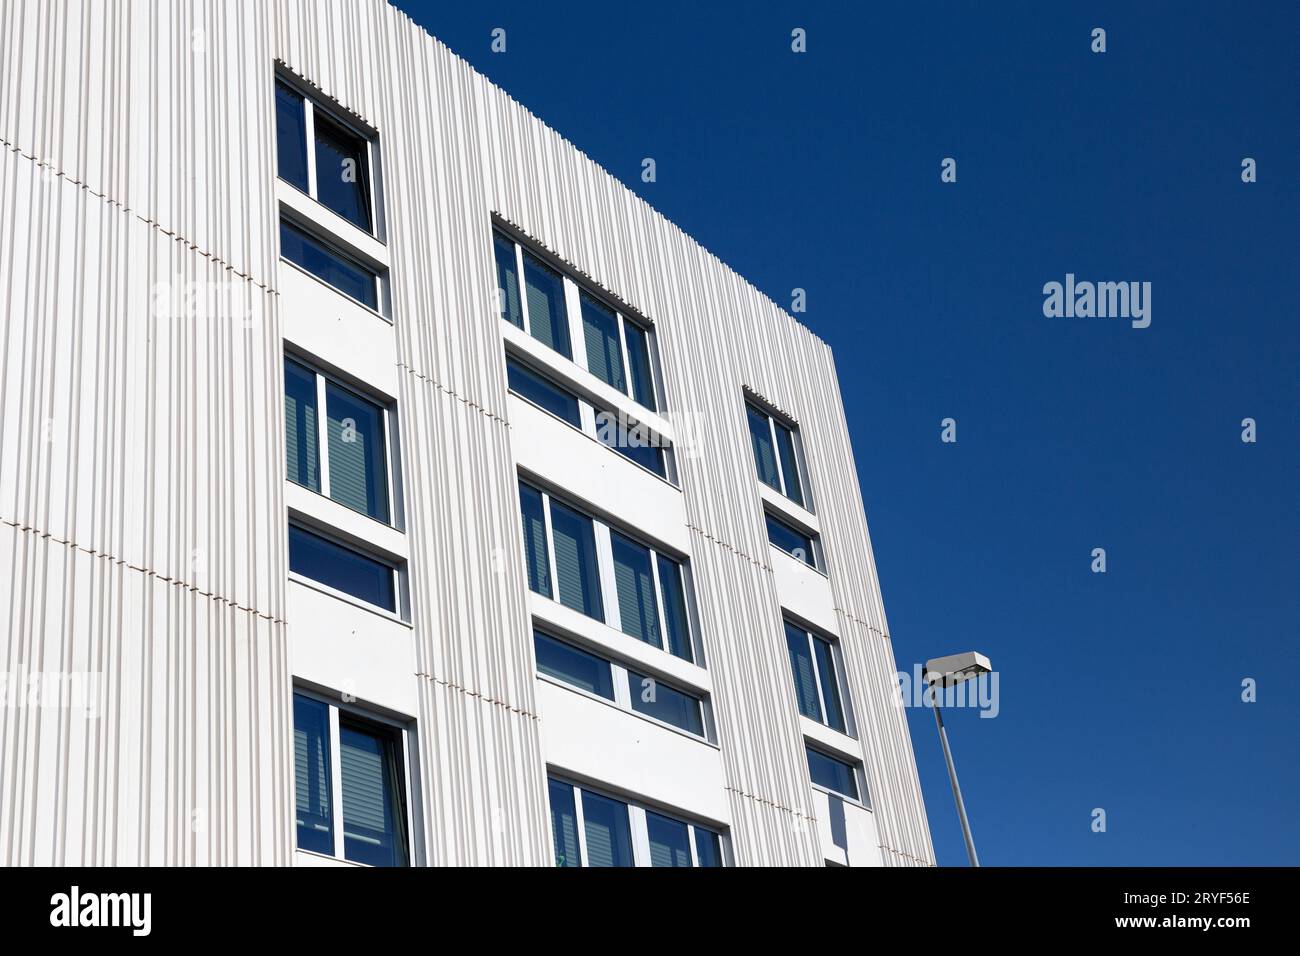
[0,0,934,867]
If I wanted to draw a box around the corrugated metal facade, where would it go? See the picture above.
[0,0,933,866]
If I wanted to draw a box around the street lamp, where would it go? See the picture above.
[924,651,992,868]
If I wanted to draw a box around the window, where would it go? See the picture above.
[493,229,661,412]
[548,777,727,867]
[627,670,705,736]
[293,692,412,866]
[747,402,807,508]
[533,631,709,738]
[506,348,673,481]
[806,745,862,802]
[785,622,849,733]
[280,218,380,311]
[519,482,699,663]
[283,356,394,523]
[275,78,376,233]
[766,512,818,569]
[289,523,397,613]
[534,631,615,700]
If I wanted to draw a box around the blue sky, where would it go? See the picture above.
[395,1,1300,865]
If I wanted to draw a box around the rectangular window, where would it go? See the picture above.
[766,512,818,569]
[534,631,615,700]
[280,218,379,311]
[806,745,860,802]
[283,356,394,524]
[492,229,660,412]
[521,251,572,359]
[275,76,378,235]
[289,523,396,613]
[548,778,727,867]
[519,482,698,663]
[595,409,667,478]
[506,357,581,427]
[785,621,849,733]
[627,670,705,736]
[747,401,807,508]
[292,692,411,866]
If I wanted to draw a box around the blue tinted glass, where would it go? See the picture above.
[280,220,378,310]
[580,294,625,392]
[807,746,859,800]
[549,501,603,620]
[339,722,407,866]
[610,532,660,647]
[534,632,614,699]
[507,358,580,426]
[293,694,334,855]
[785,624,820,721]
[326,382,389,523]
[645,812,692,867]
[748,405,780,490]
[774,422,804,506]
[548,780,580,867]
[275,81,308,191]
[580,791,633,867]
[289,524,395,612]
[595,410,666,477]
[628,671,704,736]
[814,637,846,733]
[518,483,551,598]
[284,358,319,492]
[656,554,693,663]
[313,112,372,231]
[623,321,656,411]
[494,234,524,328]
[693,828,723,867]
[766,514,817,568]
[521,252,571,358]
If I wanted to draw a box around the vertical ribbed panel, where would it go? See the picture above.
[1,0,931,866]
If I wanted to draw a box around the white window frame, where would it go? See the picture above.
[505,351,677,484]
[788,621,856,737]
[748,399,812,510]
[766,508,822,570]
[546,775,730,868]
[533,628,713,743]
[285,353,399,529]
[287,518,406,621]
[522,480,700,664]
[805,743,870,809]
[279,212,387,318]
[292,687,418,866]
[493,228,664,411]
[276,72,381,240]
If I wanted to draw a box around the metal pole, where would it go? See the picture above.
[931,681,980,867]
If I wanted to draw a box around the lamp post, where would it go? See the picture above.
[924,651,992,868]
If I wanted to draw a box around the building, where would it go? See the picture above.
[0,0,934,867]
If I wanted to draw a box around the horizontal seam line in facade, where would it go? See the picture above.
[685,523,771,572]
[879,844,935,866]
[832,607,888,639]
[397,363,510,427]
[0,139,279,296]
[411,670,538,720]
[724,785,815,821]
[0,516,287,625]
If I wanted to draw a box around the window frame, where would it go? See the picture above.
[532,628,713,742]
[292,687,417,867]
[275,72,381,239]
[505,349,676,484]
[546,774,729,867]
[284,352,399,528]
[805,743,868,807]
[785,620,855,737]
[493,227,664,413]
[746,399,812,510]
[287,519,405,618]
[519,479,702,665]
[765,509,821,570]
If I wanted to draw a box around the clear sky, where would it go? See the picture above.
[393,0,1300,865]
